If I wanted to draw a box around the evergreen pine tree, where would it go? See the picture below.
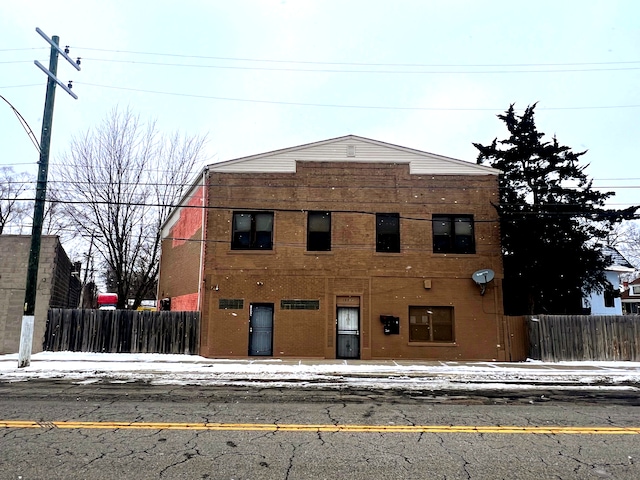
[474,104,638,315]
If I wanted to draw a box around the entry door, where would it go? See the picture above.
[249,304,273,356]
[336,307,360,359]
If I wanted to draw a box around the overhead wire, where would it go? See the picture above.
[0,172,640,196]
[78,57,640,74]
[2,50,639,110]
[0,47,46,52]
[0,94,40,152]
[68,46,640,68]
[2,45,638,203]
[0,84,43,89]
[0,222,504,252]
[1,195,637,219]
[73,82,640,111]
[3,176,640,192]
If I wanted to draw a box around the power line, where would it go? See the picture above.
[594,178,640,181]
[4,174,640,194]
[0,84,42,89]
[0,47,45,52]
[0,162,39,167]
[70,46,640,68]
[0,94,41,152]
[76,82,640,111]
[1,196,637,219]
[0,222,504,251]
[79,57,640,74]
[7,80,639,111]
[4,177,640,193]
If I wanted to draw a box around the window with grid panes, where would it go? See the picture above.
[432,215,475,254]
[232,212,274,250]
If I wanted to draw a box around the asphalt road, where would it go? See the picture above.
[1,380,639,479]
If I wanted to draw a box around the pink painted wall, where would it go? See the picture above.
[171,292,199,311]
[171,186,205,247]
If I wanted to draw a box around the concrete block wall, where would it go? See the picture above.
[0,236,72,354]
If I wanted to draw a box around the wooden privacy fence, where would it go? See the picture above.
[528,315,640,362]
[504,316,528,361]
[44,309,200,355]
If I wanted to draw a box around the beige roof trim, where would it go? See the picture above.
[208,135,500,175]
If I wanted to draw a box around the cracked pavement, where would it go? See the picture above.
[0,381,639,479]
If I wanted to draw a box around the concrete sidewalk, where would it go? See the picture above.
[1,352,640,393]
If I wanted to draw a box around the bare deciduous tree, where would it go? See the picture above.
[54,107,208,309]
[0,166,31,234]
[615,221,640,280]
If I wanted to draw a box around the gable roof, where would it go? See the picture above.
[603,245,635,272]
[208,135,500,176]
[621,276,640,301]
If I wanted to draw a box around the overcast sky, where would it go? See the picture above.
[1,0,638,208]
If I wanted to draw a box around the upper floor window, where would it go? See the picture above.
[307,211,331,251]
[232,212,273,250]
[632,285,640,296]
[604,288,615,308]
[432,215,475,254]
[376,213,400,253]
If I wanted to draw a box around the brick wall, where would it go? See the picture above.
[190,161,505,360]
[157,186,205,311]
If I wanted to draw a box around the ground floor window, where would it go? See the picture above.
[409,306,454,342]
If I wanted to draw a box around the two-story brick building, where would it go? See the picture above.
[158,135,506,360]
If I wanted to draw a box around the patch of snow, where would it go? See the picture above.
[1,352,639,391]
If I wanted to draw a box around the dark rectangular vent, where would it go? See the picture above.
[281,299,320,310]
[219,299,244,310]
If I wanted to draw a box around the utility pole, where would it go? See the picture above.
[18,29,80,368]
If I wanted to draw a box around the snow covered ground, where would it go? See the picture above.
[1,352,640,392]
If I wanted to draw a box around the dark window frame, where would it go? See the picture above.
[604,288,615,308]
[231,211,274,250]
[307,211,331,251]
[432,214,475,254]
[408,306,455,343]
[376,213,400,253]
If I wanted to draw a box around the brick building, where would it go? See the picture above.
[0,235,81,354]
[158,135,506,360]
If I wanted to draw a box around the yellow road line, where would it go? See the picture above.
[1,420,639,434]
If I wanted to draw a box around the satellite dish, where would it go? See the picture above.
[471,269,495,295]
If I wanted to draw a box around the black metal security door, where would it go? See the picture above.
[248,304,274,356]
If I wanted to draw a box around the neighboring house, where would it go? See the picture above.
[158,135,506,361]
[582,245,635,315]
[621,277,640,314]
[0,235,81,354]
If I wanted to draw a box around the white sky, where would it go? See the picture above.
[2,352,640,391]
[1,0,639,209]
